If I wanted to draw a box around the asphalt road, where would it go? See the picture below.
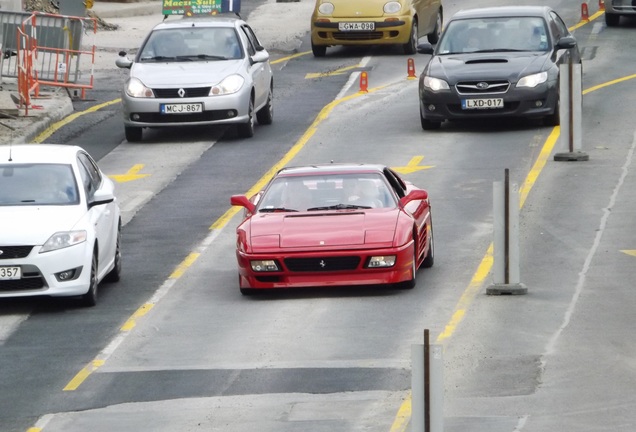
[2,1,636,432]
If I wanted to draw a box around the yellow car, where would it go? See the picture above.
[310,0,443,57]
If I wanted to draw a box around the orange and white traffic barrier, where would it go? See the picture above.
[407,58,416,79]
[581,2,590,21]
[359,71,368,92]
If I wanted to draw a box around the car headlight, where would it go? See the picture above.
[250,260,280,272]
[367,256,396,268]
[210,74,245,96]
[318,2,334,15]
[125,77,154,98]
[40,231,87,253]
[423,76,450,91]
[517,71,548,88]
[383,1,402,14]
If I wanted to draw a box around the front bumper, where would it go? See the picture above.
[120,87,251,128]
[0,243,92,298]
[236,242,415,290]
[311,15,412,46]
[419,80,558,122]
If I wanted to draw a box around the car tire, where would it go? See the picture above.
[80,252,98,307]
[125,126,142,142]
[312,42,327,57]
[397,246,417,289]
[422,222,434,268]
[104,221,122,283]
[237,97,255,138]
[420,106,441,130]
[427,10,442,45]
[403,20,418,55]
[605,13,620,26]
[256,85,274,125]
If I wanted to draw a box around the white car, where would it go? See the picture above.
[0,144,121,306]
[116,15,274,142]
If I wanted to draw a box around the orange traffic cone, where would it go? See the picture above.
[407,58,416,79]
[581,2,590,21]
[599,0,605,11]
[359,71,368,92]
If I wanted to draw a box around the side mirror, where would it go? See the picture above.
[399,189,428,207]
[231,194,256,214]
[116,53,133,69]
[417,44,434,55]
[89,188,115,208]
[556,36,577,50]
[252,50,269,63]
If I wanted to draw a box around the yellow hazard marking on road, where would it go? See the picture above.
[108,164,151,183]
[621,250,636,257]
[120,303,155,332]
[305,64,362,79]
[63,359,106,391]
[392,156,434,174]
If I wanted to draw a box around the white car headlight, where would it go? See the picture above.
[250,260,280,272]
[517,71,548,88]
[318,2,334,15]
[367,256,396,268]
[40,231,87,253]
[383,1,402,14]
[125,77,154,98]
[423,76,450,91]
[210,74,245,96]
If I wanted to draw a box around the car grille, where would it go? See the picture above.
[331,31,384,41]
[455,80,510,95]
[152,87,211,98]
[0,274,45,291]
[131,110,238,123]
[285,256,361,272]
[0,246,33,259]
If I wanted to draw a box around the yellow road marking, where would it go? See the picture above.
[169,252,200,279]
[33,99,121,143]
[108,164,151,183]
[63,359,105,391]
[621,250,636,257]
[120,303,155,332]
[392,156,435,174]
[306,64,362,79]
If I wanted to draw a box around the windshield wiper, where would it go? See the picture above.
[189,54,229,60]
[307,203,371,211]
[258,207,299,213]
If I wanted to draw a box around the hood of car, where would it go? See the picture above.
[131,60,243,87]
[248,210,399,251]
[328,0,393,18]
[0,206,84,245]
[426,52,549,83]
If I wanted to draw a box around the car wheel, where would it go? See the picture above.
[312,42,327,57]
[427,11,442,45]
[605,13,620,26]
[125,126,142,142]
[256,85,274,125]
[403,20,418,55]
[422,222,434,268]
[420,105,441,130]
[237,97,255,138]
[80,252,98,307]
[104,221,122,283]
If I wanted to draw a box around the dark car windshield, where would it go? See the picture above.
[0,163,79,206]
[437,16,550,55]
[256,173,397,212]
[139,27,243,62]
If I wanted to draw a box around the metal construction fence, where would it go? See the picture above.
[1,10,96,112]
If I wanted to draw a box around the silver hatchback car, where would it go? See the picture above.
[116,15,273,142]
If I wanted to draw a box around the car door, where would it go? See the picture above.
[77,152,117,279]
[240,24,270,109]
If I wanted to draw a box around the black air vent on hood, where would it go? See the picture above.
[465,58,509,64]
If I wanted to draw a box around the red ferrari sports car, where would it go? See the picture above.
[230,163,434,295]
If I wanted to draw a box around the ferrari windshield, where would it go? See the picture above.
[437,16,550,54]
[257,173,397,212]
